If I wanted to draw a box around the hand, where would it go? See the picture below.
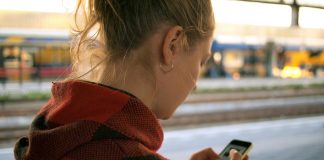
[190,148,249,160]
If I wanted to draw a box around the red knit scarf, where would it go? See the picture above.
[14,80,166,160]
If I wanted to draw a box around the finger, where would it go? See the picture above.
[204,148,219,159]
[198,148,219,160]
[242,155,249,160]
[190,148,220,160]
[229,149,241,160]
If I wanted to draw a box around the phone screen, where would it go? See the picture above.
[219,139,252,160]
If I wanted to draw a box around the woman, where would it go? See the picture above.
[14,0,248,160]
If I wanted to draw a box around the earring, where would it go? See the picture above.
[159,63,174,73]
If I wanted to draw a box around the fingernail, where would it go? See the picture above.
[230,149,238,154]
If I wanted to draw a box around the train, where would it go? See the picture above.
[0,32,71,82]
[1,32,324,82]
[206,40,324,79]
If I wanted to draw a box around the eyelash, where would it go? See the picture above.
[201,59,208,67]
[201,56,211,66]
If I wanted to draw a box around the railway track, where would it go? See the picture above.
[162,101,324,128]
[2,87,324,116]
[185,87,324,103]
[1,87,324,147]
[0,109,38,117]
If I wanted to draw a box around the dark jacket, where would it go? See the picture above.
[14,80,166,160]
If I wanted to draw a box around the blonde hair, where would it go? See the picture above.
[69,0,215,81]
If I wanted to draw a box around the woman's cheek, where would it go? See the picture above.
[190,66,200,90]
[194,63,202,81]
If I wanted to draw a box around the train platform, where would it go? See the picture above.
[2,115,324,160]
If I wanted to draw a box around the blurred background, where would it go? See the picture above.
[0,0,324,159]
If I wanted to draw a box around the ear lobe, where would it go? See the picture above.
[161,26,183,65]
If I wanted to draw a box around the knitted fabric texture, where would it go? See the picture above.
[14,80,166,160]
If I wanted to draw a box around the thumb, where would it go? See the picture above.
[229,149,241,160]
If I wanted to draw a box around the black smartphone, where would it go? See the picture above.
[219,139,253,160]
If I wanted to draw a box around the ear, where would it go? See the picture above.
[160,26,183,65]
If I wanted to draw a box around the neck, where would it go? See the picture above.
[98,59,157,111]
